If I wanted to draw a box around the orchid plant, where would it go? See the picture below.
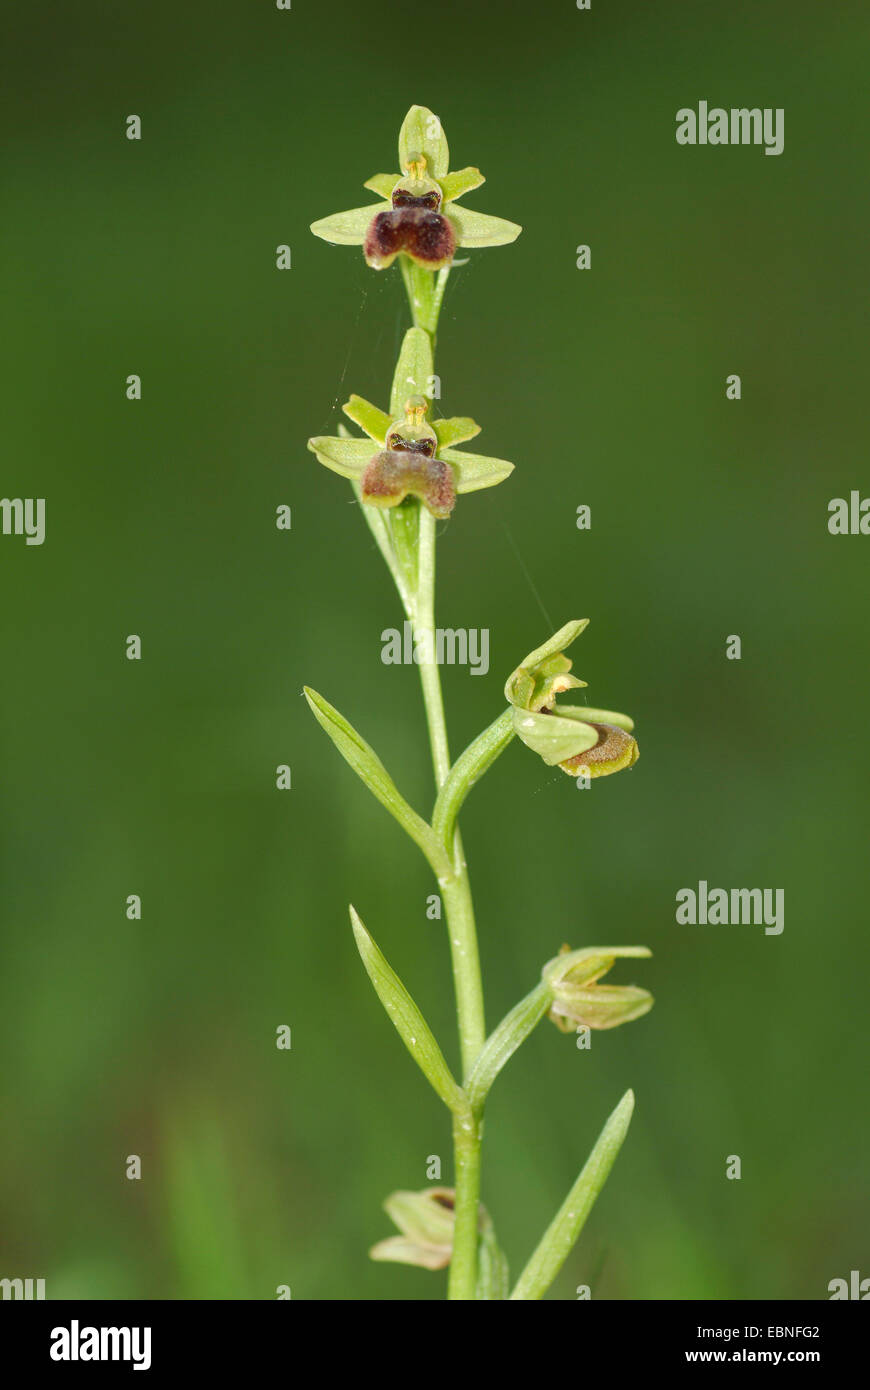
[304,106,653,1300]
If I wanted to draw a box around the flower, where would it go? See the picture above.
[307,327,514,516]
[311,105,521,269]
[505,620,639,777]
[369,1187,457,1269]
[543,945,654,1032]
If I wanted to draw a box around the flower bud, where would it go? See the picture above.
[543,945,653,1032]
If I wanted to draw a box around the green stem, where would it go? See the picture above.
[400,259,484,1299]
[401,257,450,339]
[412,513,486,1073]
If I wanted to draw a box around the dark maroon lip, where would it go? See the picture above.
[364,208,456,268]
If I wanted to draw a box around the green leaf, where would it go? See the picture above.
[466,981,552,1112]
[509,1090,636,1300]
[439,166,485,203]
[446,206,522,248]
[390,327,434,417]
[433,416,481,449]
[307,435,374,481]
[310,204,387,245]
[350,908,464,1112]
[363,173,398,199]
[398,104,449,179]
[342,394,390,443]
[511,706,600,766]
[303,688,450,878]
[440,446,514,495]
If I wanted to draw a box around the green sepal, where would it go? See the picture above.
[310,204,387,245]
[307,435,374,481]
[551,702,634,732]
[447,205,522,248]
[511,621,589,685]
[511,706,600,766]
[390,327,434,417]
[441,445,514,494]
[350,908,465,1113]
[398,105,449,179]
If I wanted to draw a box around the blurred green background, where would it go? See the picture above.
[2,0,867,1300]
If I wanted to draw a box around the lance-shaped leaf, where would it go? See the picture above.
[311,204,388,245]
[351,909,464,1112]
[439,166,485,203]
[304,688,449,878]
[446,205,522,248]
[307,435,374,481]
[398,104,449,178]
[433,416,481,449]
[390,327,434,417]
[342,394,391,443]
[441,446,514,494]
[509,1089,636,1301]
[466,980,553,1112]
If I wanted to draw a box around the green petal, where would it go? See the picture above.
[363,173,399,198]
[310,204,387,245]
[390,326,434,417]
[512,706,599,767]
[440,446,514,494]
[398,105,449,179]
[342,394,390,443]
[447,206,522,248]
[433,416,481,449]
[439,166,485,203]
[307,435,374,480]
